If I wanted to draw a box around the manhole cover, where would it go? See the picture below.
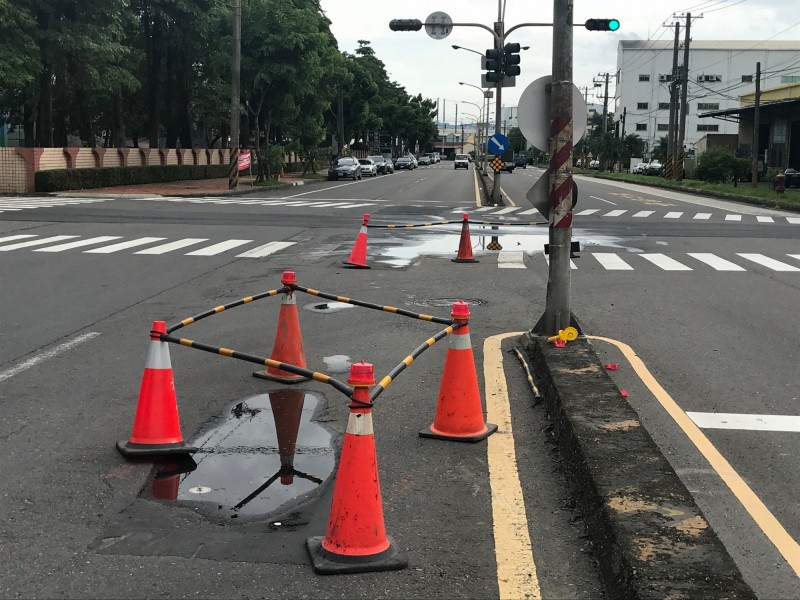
[412,298,485,308]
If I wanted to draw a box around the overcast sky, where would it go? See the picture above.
[320,0,800,124]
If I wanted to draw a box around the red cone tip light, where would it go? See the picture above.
[451,301,471,321]
[348,361,376,386]
[281,270,298,285]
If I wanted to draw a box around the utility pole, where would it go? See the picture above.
[620,106,626,137]
[228,0,241,189]
[441,99,446,156]
[751,61,761,187]
[542,0,574,335]
[665,21,680,179]
[454,103,458,157]
[595,72,611,134]
[675,12,694,180]
[338,90,344,155]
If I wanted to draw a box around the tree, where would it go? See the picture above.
[508,127,525,153]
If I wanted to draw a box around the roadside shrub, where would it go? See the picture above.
[694,147,739,183]
[35,164,229,192]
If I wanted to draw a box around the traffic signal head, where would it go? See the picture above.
[485,48,503,82]
[503,43,521,77]
[389,19,423,31]
[584,18,620,31]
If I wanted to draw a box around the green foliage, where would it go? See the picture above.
[695,146,740,183]
[35,164,229,192]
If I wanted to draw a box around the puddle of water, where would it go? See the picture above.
[322,354,351,374]
[147,390,334,520]
[372,227,633,266]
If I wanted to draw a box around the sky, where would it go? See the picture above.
[320,0,800,126]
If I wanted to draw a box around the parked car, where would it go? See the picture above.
[646,161,663,176]
[514,156,528,169]
[328,156,362,181]
[418,155,432,166]
[503,160,515,173]
[394,156,415,170]
[588,159,600,169]
[383,159,395,174]
[783,167,800,188]
[631,162,648,174]
[454,153,470,170]
[358,158,378,177]
[368,155,389,174]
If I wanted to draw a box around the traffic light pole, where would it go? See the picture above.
[491,21,504,205]
[542,0,574,335]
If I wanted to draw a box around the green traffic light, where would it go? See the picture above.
[609,19,620,31]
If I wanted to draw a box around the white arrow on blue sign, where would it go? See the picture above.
[487,133,509,155]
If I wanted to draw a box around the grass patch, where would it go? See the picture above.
[252,178,284,188]
[578,170,800,212]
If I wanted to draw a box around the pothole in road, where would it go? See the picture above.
[143,390,334,522]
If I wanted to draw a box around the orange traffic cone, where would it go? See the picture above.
[343,213,370,268]
[420,302,497,442]
[306,362,407,575]
[117,321,197,457]
[269,390,306,485]
[452,213,479,263]
[254,270,309,384]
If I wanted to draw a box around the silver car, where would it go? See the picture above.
[358,158,378,177]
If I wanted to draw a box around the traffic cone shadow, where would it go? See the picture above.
[151,456,197,500]
[269,389,305,486]
[117,321,197,457]
[306,362,407,575]
[343,213,371,268]
[452,213,479,263]
[254,270,309,384]
[420,302,497,442]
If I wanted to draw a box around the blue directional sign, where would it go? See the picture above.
[487,133,509,155]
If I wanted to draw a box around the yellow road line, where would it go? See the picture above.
[473,166,482,207]
[484,332,541,600]
[589,335,800,577]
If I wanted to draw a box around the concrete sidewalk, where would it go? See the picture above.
[55,173,311,198]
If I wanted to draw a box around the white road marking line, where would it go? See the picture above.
[736,253,800,272]
[544,255,577,269]
[788,255,800,263]
[84,237,167,253]
[575,209,600,216]
[693,213,712,219]
[687,253,745,271]
[134,238,209,254]
[687,412,800,432]
[517,208,541,216]
[787,217,800,224]
[641,253,692,271]
[592,253,634,270]
[603,210,627,217]
[664,212,683,219]
[498,251,526,268]
[756,216,774,223]
[725,214,742,221]
[0,332,101,383]
[474,207,496,212]
[34,236,122,252]
[0,235,79,251]
[632,211,654,217]
[590,196,617,205]
[0,235,38,244]
[331,203,375,209]
[236,241,296,258]
[185,239,253,256]
[494,207,521,215]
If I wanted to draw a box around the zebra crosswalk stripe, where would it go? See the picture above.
[184,239,252,256]
[0,235,79,251]
[604,210,627,217]
[632,211,654,217]
[725,214,742,221]
[575,209,600,216]
[687,253,745,271]
[34,236,122,252]
[592,253,633,270]
[498,251,526,268]
[756,216,774,223]
[134,238,209,254]
[664,212,683,219]
[640,253,693,271]
[84,237,167,253]
[0,234,38,244]
[693,213,712,220]
[236,241,296,258]
[736,253,800,272]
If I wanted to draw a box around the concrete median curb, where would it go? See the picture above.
[522,330,756,600]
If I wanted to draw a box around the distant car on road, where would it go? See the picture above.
[783,167,800,188]
[418,155,432,166]
[589,159,600,169]
[646,161,664,176]
[328,157,362,181]
[631,162,648,174]
[394,156,415,170]
[358,158,378,177]
[368,155,390,174]
[514,156,528,169]
[454,154,470,170]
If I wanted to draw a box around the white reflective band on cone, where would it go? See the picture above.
[346,411,374,436]
[282,293,297,305]
[360,226,368,234]
[145,340,172,370]
[450,331,472,351]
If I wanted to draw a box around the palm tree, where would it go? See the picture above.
[621,134,645,170]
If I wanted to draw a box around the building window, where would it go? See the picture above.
[657,124,669,131]
[781,75,800,84]
[742,75,753,83]
[659,74,673,82]
[637,102,649,110]
[697,74,722,82]
[639,74,650,82]
[697,124,719,132]
[636,123,647,131]
[697,102,720,110]
[658,102,670,110]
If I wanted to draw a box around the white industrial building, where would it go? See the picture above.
[615,40,800,157]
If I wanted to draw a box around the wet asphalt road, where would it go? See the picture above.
[1,163,798,598]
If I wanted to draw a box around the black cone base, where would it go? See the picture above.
[306,536,408,575]
[419,422,498,443]
[116,440,198,457]
[451,257,479,263]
